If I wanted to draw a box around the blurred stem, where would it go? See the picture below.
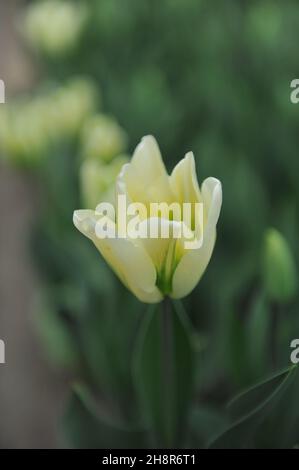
[270,302,280,368]
[161,297,175,448]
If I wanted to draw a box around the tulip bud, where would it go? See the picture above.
[23,0,88,57]
[0,78,98,167]
[0,101,48,166]
[81,115,127,163]
[80,155,129,209]
[49,78,98,137]
[263,228,297,303]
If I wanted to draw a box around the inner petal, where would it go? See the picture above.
[136,217,193,295]
[117,135,175,208]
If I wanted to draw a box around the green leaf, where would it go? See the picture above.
[247,292,271,379]
[133,300,196,448]
[228,309,251,386]
[34,299,80,369]
[63,383,146,449]
[275,367,299,448]
[188,406,228,448]
[227,366,293,419]
[79,293,140,413]
[209,366,297,448]
[253,367,299,448]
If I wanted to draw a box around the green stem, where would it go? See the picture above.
[161,297,175,447]
[270,301,282,368]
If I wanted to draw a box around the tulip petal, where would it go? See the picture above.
[170,178,222,299]
[201,177,222,232]
[73,209,97,240]
[117,135,174,205]
[73,210,163,303]
[138,217,191,269]
[170,151,202,205]
[137,217,194,295]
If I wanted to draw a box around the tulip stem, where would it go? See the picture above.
[161,297,175,447]
[270,301,281,368]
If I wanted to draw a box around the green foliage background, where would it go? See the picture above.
[1,0,299,448]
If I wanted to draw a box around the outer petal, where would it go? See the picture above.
[73,210,163,303]
[169,151,202,205]
[117,135,174,205]
[170,178,222,299]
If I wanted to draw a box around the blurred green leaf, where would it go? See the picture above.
[63,383,146,448]
[247,292,271,379]
[133,300,196,447]
[227,366,293,419]
[228,309,251,387]
[79,293,140,413]
[188,406,228,448]
[254,366,299,448]
[35,299,80,369]
[209,366,297,448]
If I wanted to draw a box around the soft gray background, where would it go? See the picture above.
[0,0,67,448]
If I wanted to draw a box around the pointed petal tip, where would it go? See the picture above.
[137,135,160,155]
[202,177,222,201]
[185,150,195,162]
[141,134,157,144]
[73,209,96,238]
[211,178,222,206]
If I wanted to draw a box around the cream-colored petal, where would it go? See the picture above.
[137,217,192,271]
[169,151,202,204]
[94,235,163,303]
[73,209,98,240]
[73,210,162,303]
[170,231,216,299]
[169,151,203,232]
[117,135,174,205]
[135,217,194,295]
[201,177,222,232]
[170,178,222,299]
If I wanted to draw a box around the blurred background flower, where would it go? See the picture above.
[22,0,88,58]
[0,78,98,166]
[0,0,299,449]
[263,228,297,304]
[80,155,129,208]
[81,114,127,163]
